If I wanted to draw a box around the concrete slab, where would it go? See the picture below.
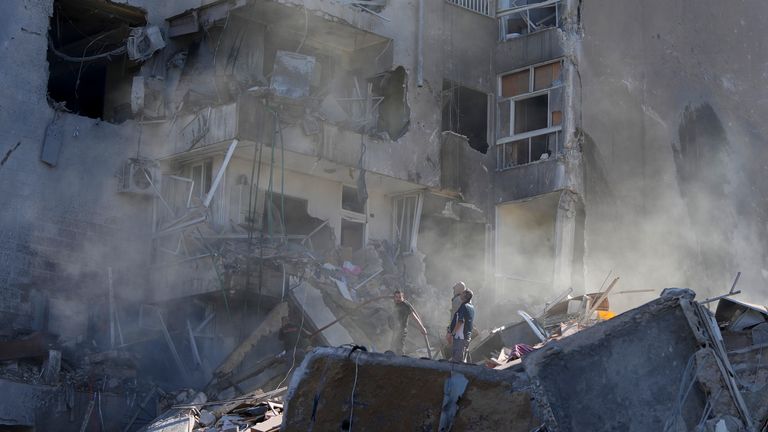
[290,282,354,347]
[283,347,540,431]
[522,296,749,432]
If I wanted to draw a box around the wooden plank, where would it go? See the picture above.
[252,415,283,432]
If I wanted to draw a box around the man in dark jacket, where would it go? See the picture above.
[447,289,474,362]
[391,290,428,355]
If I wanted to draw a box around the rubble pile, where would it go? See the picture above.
[284,290,768,431]
[142,388,286,432]
[717,298,768,429]
[470,285,619,369]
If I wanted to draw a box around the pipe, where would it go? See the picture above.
[416,0,424,87]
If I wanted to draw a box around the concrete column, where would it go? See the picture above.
[552,190,578,294]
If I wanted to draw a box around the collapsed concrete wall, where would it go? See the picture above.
[524,294,751,431]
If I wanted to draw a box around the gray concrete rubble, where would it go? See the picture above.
[283,292,768,431]
[141,387,286,432]
[282,346,540,431]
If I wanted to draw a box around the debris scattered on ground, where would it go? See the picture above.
[142,387,286,432]
[284,290,768,431]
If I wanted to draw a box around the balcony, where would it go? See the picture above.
[497,0,561,42]
[447,0,495,17]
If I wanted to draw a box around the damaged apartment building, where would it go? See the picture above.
[7,0,768,430]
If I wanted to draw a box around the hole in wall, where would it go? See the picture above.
[47,0,146,122]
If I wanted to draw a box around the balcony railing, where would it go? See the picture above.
[497,0,560,40]
[447,0,494,17]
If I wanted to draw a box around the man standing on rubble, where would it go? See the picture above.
[391,289,428,355]
[442,282,466,358]
[449,281,467,320]
[447,289,475,362]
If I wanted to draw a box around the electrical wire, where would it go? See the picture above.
[277,111,287,238]
[213,10,232,67]
[348,350,362,431]
[274,279,308,390]
[47,34,126,63]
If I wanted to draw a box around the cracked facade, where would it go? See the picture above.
[2,0,768,430]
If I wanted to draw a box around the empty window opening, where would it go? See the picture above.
[393,194,422,255]
[341,219,365,250]
[370,66,410,140]
[441,81,489,154]
[498,1,560,40]
[47,0,147,122]
[342,185,365,214]
[497,60,564,169]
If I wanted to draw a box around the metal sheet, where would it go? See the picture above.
[41,112,65,167]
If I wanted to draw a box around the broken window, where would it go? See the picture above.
[441,81,490,153]
[47,0,148,122]
[497,60,564,169]
[498,0,560,40]
[393,193,422,255]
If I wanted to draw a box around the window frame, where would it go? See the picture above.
[340,184,368,249]
[187,159,214,201]
[498,1,560,41]
[391,192,423,255]
[496,59,565,170]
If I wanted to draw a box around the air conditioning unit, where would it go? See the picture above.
[119,158,159,196]
[126,26,166,62]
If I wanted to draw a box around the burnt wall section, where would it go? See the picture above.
[578,0,768,307]
[284,347,540,431]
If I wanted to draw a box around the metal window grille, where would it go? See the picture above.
[446,0,494,17]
